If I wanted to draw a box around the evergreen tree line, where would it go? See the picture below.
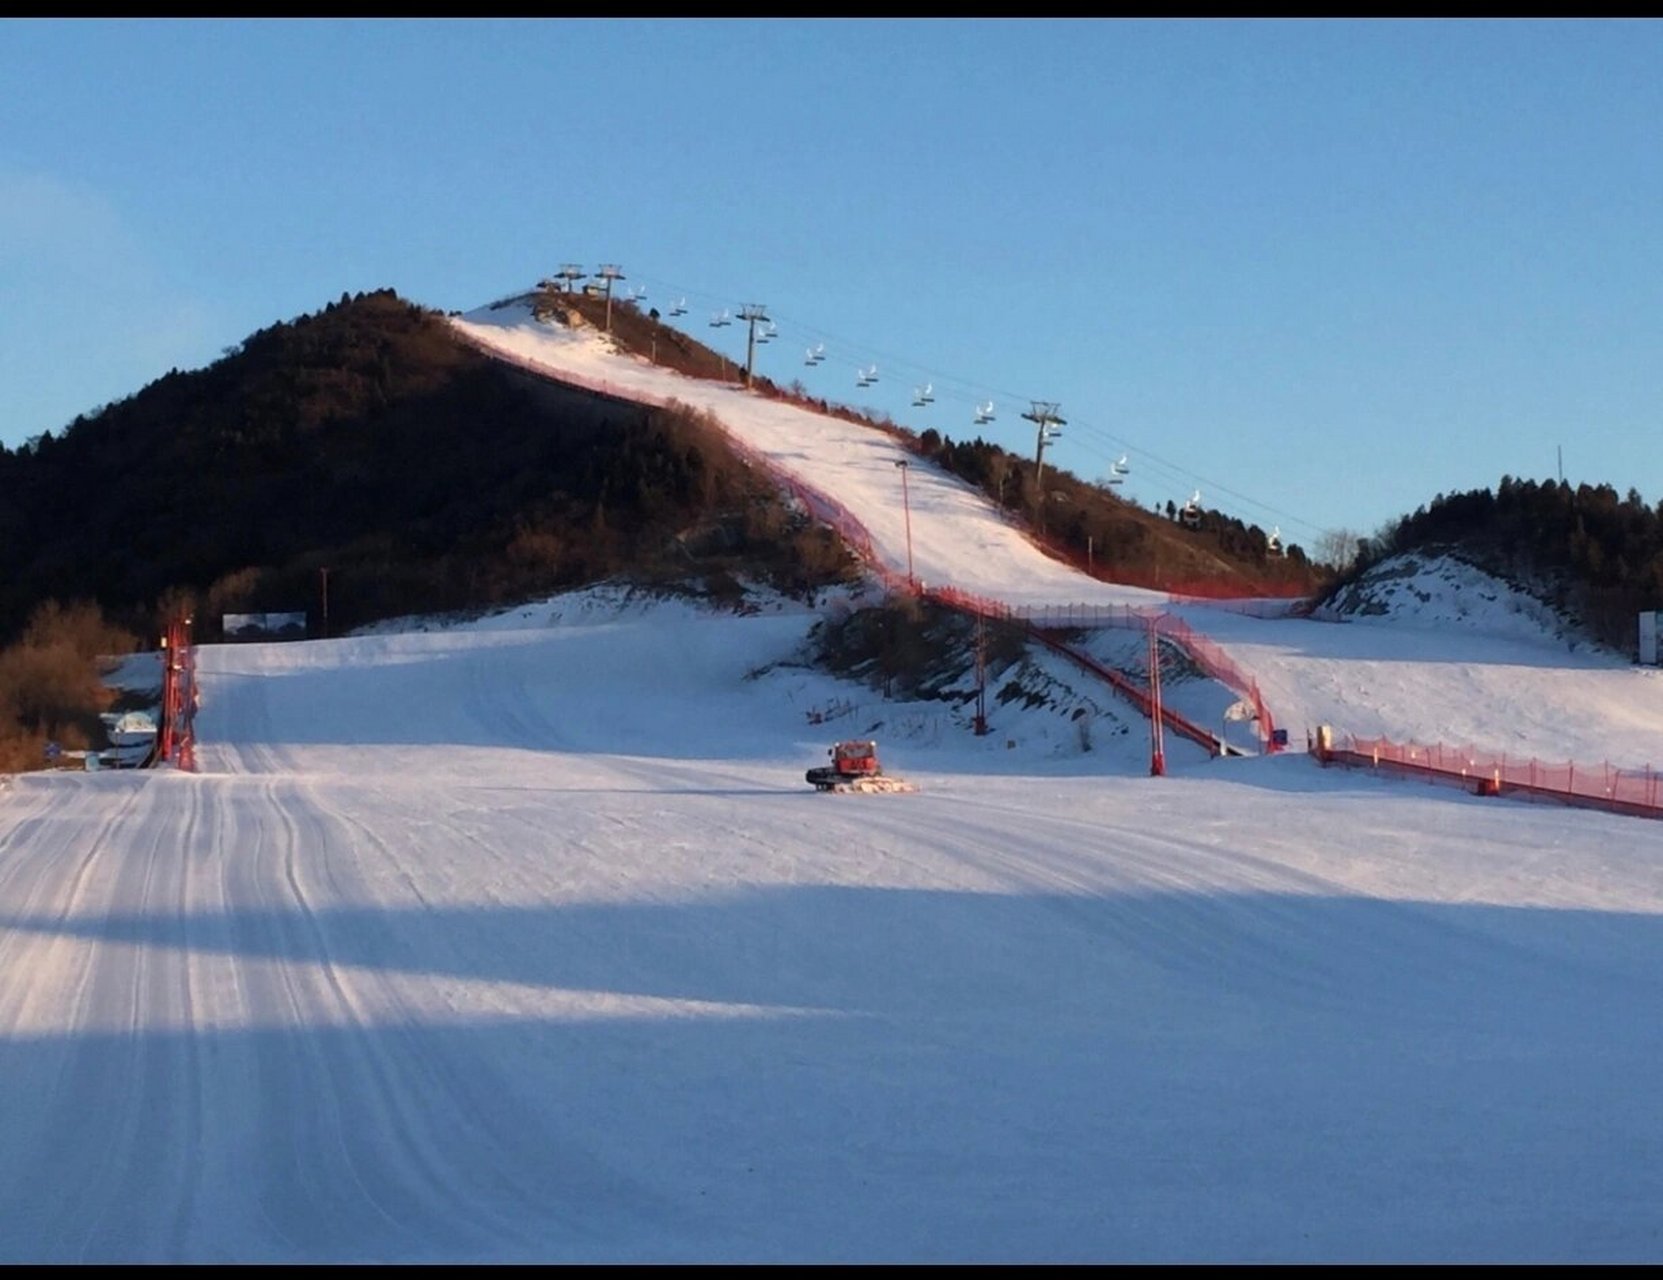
[1344,476,1663,653]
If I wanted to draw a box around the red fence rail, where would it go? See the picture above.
[1317,731,1663,821]
[923,588,1281,754]
[156,616,197,772]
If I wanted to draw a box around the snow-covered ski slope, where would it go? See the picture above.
[450,299,1173,612]
[3,299,1663,1264]
[451,299,1663,772]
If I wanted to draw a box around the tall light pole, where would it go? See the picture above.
[894,459,915,590]
[739,303,770,388]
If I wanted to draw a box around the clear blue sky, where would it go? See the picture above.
[5,18,1661,551]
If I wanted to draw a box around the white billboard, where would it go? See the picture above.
[223,612,309,640]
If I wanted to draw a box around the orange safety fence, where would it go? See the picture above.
[1323,733,1663,820]
[925,588,1281,753]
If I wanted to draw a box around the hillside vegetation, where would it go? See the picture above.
[1335,476,1663,655]
[0,289,858,651]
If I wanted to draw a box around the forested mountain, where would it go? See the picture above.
[0,289,855,649]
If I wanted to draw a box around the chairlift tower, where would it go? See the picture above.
[596,264,626,333]
[555,263,586,294]
[739,303,770,388]
[1022,401,1066,531]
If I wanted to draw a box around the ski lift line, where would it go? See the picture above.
[771,316,1339,537]
[628,270,1014,388]
[635,289,1012,417]
[1034,410,1331,539]
[1016,420,1328,543]
[620,271,1335,540]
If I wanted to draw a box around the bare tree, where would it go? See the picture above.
[1314,528,1363,572]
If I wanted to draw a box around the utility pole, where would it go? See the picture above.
[596,264,625,333]
[739,303,770,388]
[1022,401,1065,531]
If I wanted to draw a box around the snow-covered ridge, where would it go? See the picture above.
[1313,551,1588,650]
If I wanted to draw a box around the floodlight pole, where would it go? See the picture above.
[894,459,915,589]
[739,304,770,388]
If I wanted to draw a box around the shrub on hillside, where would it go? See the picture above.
[0,599,139,771]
